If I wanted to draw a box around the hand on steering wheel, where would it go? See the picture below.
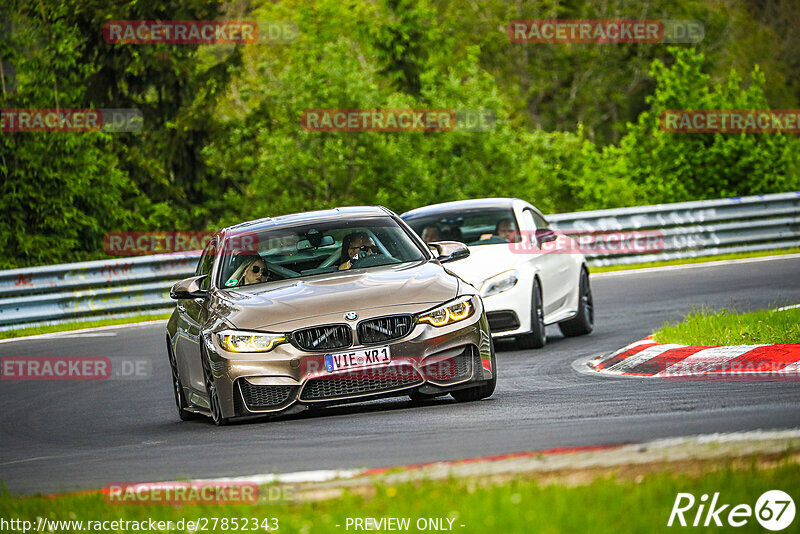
[350,249,380,265]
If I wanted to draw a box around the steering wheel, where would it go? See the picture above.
[349,251,401,268]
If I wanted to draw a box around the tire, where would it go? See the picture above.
[558,268,594,337]
[451,341,497,402]
[517,278,546,349]
[201,348,230,426]
[167,341,198,421]
[450,385,484,402]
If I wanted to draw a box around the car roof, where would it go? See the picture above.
[221,206,393,235]
[401,198,521,220]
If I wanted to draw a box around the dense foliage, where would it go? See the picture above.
[1,0,798,268]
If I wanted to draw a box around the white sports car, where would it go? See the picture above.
[401,198,593,348]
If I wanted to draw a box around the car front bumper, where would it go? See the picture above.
[204,302,493,419]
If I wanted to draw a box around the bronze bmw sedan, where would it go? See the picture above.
[166,206,496,425]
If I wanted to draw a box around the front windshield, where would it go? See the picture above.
[217,217,426,289]
[404,208,520,246]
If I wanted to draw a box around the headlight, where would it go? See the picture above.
[418,296,475,327]
[217,330,286,353]
[480,269,518,297]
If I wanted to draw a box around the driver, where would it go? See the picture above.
[421,225,441,243]
[479,218,516,242]
[338,232,378,271]
[495,218,516,241]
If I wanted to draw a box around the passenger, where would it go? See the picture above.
[338,232,378,270]
[421,225,441,243]
[226,254,268,287]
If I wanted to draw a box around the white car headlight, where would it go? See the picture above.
[217,330,286,353]
[480,269,519,297]
[418,296,475,327]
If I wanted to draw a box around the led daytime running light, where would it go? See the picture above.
[418,299,474,327]
[218,331,286,353]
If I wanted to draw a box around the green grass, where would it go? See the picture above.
[0,313,171,340]
[591,247,800,273]
[1,459,797,533]
[653,306,800,345]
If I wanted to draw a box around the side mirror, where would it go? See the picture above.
[170,275,208,300]
[537,229,559,245]
[428,241,470,263]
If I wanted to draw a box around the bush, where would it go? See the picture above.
[603,47,800,205]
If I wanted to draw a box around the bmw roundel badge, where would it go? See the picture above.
[345,312,358,321]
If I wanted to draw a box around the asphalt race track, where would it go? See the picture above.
[2,256,799,495]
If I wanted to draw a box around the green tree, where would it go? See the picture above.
[605,47,799,204]
[0,4,139,268]
[203,0,557,222]
[61,0,243,230]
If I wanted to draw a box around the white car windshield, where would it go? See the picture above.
[405,208,520,246]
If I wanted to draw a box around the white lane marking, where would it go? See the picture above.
[202,469,366,485]
[592,253,800,278]
[774,304,800,312]
[0,320,167,344]
[646,428,800,448]
[32,333,117,339]
[0,455,63,467]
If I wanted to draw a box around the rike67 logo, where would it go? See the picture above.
[668,490,795,530]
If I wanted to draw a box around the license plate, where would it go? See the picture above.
[324,346,392,372]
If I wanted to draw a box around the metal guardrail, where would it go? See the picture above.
[0,254,199,330]
[548,191,800,266]
[1,191,798,330]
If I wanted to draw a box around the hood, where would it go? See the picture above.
[443,244,526,288]
[212,260,459,330]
